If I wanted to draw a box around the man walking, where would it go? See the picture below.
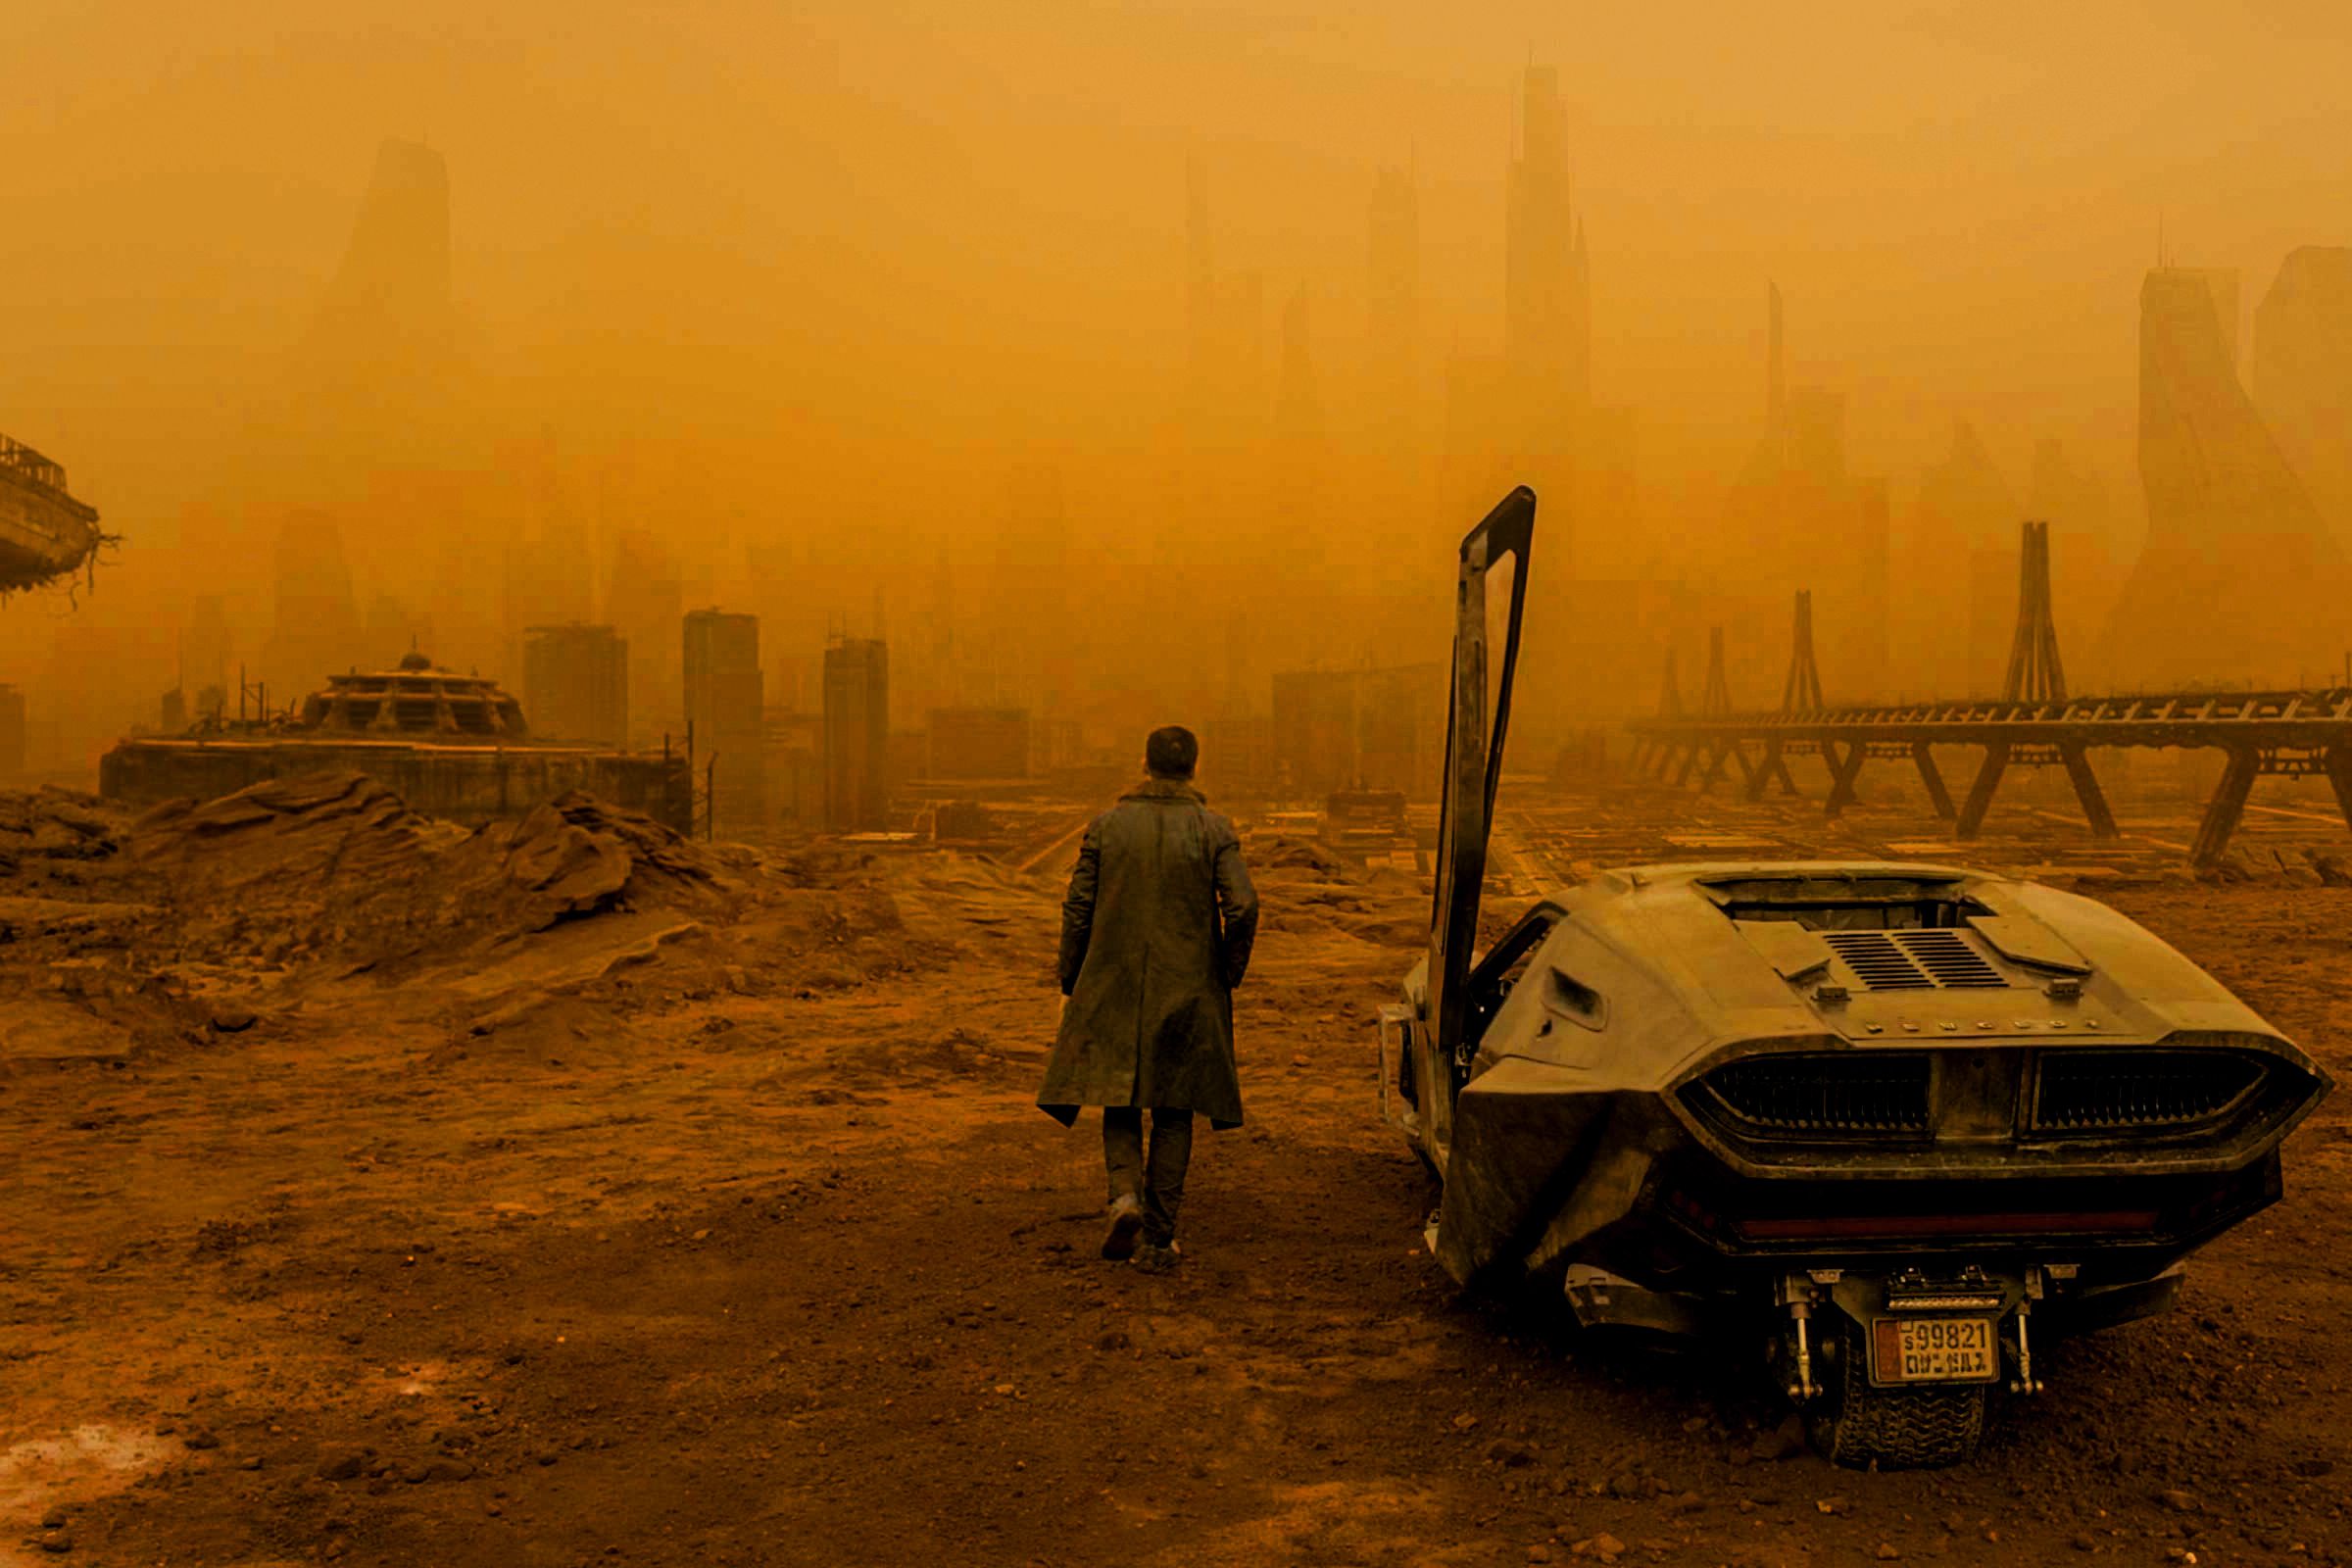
[1037,725,1258,1272]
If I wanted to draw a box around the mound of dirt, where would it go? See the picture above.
[128,770,748,977]
[0,773,943,1070]
[1253,836,1356,877]
[0,791,202,1067]
[483,791,746,922]
[0,787,134,878]
[130,768,455,890]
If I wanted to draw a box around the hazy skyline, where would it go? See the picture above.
[10,4,2349,512]
[5,1,2351,770]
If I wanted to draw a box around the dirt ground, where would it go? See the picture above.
[2,771,2347,1567]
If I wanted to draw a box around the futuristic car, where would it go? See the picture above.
[1376,488,2332,1466]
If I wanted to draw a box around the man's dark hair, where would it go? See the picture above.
[1145,725,1199,779]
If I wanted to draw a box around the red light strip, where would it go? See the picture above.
[1740,1210,2159,1240]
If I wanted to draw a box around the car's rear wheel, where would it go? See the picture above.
[1806,1317,1988,1469]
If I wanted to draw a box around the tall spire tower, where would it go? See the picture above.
[1184,156,1214,406]
[1367,164,1420,444]
[288,138,469,476]
[1503,66,1591,420]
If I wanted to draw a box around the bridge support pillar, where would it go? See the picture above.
[1730,743,1763,798]
[1697,742,1737,794]
[1957,744,2010,839]
[1912,742,1956,820]
[2191,747,2262,871]
[2326,745,2352,833]
[1742,740,1779,803]
[1824,743,1867,818]
[2058,744,2118,838]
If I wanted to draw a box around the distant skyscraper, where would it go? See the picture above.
[291,139,467,473]
[1367,166,1420,439]
[684,611,765,830]
[1918,419,2019,555]
[1185,157,1215,407]
[523,623,629,745]
[2028,438,2116,555]
[314,140,452,352]
[180,596,234,713]
[1914,420,2020,697]
[261,511,364,698]
[2137,270,2325,557]
[1273,286,1320,447]
[1172,161,1266,567]
[1268,286,1326,577]
[1504,66,1591,420]
[606,528,683,745]
[2103,268,2340,684]
[926,708,1030,781]
[1724,288,1890,697]
[2253,246,2352,551]
[1179,162,1265,427]
[823,637,890,832]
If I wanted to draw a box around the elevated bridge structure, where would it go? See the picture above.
[1625,522,2352,870]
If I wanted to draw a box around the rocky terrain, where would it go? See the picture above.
[0,771,2345,1566]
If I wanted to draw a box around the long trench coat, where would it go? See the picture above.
[1036,777,1259,1130]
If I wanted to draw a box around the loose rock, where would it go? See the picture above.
[316,1448,368,1481]
[1753,1413,1807,1461]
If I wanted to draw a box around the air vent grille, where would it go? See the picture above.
[1896,929,2008,988]
[1820,931,1932,990]
[1701,1053,1933,1134]
[1820,929,2012,991]
[2034,1050,2265,1130]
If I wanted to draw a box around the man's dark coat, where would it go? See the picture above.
[1037,777,1259,1129]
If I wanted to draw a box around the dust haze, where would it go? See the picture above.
[8,1,2352,784]
[9,8,2352,1564]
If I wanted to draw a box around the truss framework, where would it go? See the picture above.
[1625,522,2352,868]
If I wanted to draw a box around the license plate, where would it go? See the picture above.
[1870,1316,1996,1384]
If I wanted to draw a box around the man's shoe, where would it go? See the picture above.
[1131,1240,1182,1274]
[1101,1196,1145,1260]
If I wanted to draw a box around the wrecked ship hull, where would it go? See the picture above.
[0,437,103,594]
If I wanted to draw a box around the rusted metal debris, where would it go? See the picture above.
[0,433,105,596]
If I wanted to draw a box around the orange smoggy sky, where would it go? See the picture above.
[3,1,2349,762]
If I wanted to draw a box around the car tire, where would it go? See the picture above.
[1806,1316,1988,1469]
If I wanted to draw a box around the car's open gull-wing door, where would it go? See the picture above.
[1417,485,1536,1175]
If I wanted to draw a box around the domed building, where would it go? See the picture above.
[298,652,529,737]
[99,652,690,831]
